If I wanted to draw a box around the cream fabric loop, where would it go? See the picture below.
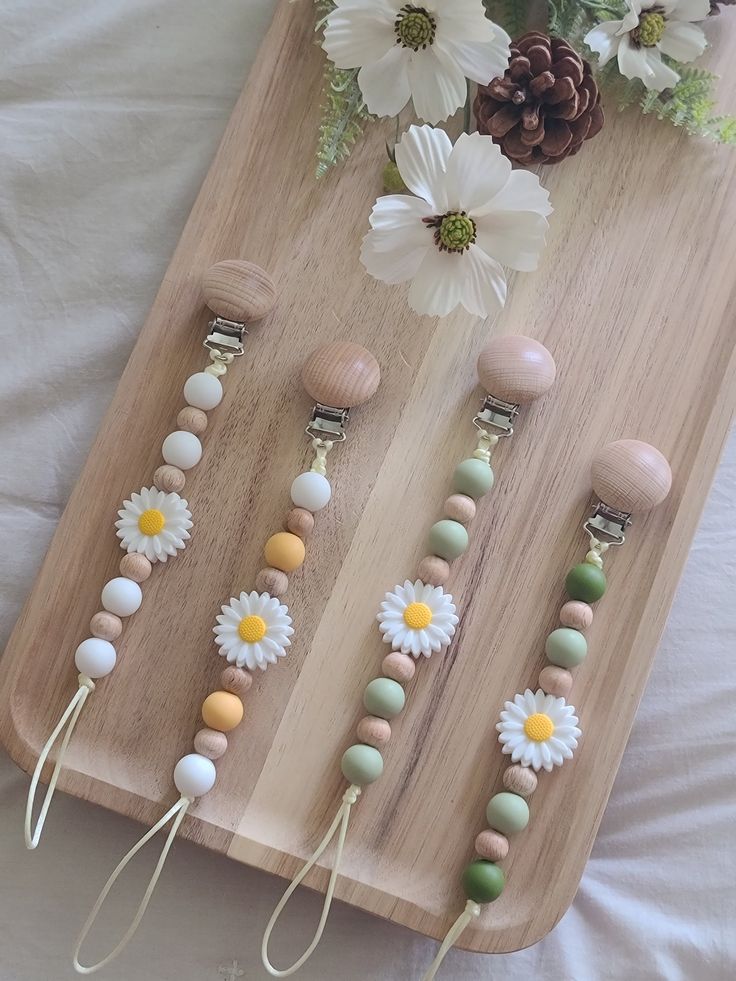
[261,785,361,977]
[25,674,96,850]
[422,900,481,981]
[72,795,192,975]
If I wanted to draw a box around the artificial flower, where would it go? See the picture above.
[322,0,511,123]
[377,579,458,657]
[115,486,192,562]
[361,124,552,317]
[496,689,581,772]
[584,0,709,92]
[214,591,294,671]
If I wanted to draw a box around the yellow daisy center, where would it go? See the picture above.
[403,602,433,630]
[138,508,165,536]
[238,615,267,643]
[524,713,554,742]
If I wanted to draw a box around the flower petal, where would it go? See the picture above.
[436,34,511,86]
[475,210,548,272]
[658,20,707,62]
[407,247,466,316]
[444,132,511,215]
[617,35,679,90]
[407,46,467,123]
[476,168,552,219]
[322,1,395,68]
[358,44,412,117]
[395,124,452,211]
[583,21,623,67]
[460,245,507,316]
[663,0,710,20]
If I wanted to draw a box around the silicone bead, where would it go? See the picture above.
[193,728,228,760]
[462,860,505,904]
[428,519,469,562]
[565,563,607,603]
[173,753,216,798]
[183,371,223,411]
[119,553,152,583]
[286,508,315,541]
[101,577,142,617]
[74,638,117,678]
[443,494,476,524]
[341,744,384,786]
[416,555,450,586]
[154,464,186,494]
[89,611,122,642]
[220,666,253,697]
[162,431,202,471]
[290,472,332,512]
[545,627,588,668]
[356,716,391,748]
[559,600,593,630]
[502,765,538,798]
[485,792,530,834]
[177,406,208,436]
[264,532,305,573]
[381,652,416,683]
[201,690,244,732]
[363,678,406,719]
[474,830,509,862]
[453,458,494,499]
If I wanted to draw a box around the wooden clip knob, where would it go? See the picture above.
[477,335,556,404]
[301,341,381,408]
[592,440,672,513]
[202,259,276,322]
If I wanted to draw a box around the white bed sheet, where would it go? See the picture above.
[0,2,734,979]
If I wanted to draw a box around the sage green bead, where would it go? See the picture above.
[341,744,383,786]
[452,458,494,499]
[565,562,606,603]
[363,678,405,720]
[545,627,588,668]
[462,860,505,904]
[485,792,529,834]
[428,519,469,562]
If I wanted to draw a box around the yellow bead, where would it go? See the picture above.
[264,531,306,573]
[201,690,244,732]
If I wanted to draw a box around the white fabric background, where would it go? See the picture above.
[0,2,734,979]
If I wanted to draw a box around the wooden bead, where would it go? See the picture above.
[592,439,672,513]
[286,507,315,541]
[154,464,186,494]
[416,555,450,586]
[443,494,476,524]
[220,666,253,697]
[193,728,228,760]
[559,600,593,630]
[177,406,208,436]
[301,341,380,408]
[477,335,556,404]
[538,665,574,698]
[119,553,153,583]
[89,611,122,642]
[254,567,289,597]
[474,829,509,862]
[356,716,392,748]
[201,690,244,732]
[502,764,538,798]
[381,652,416,683]
[201,259,276,322]
[264,532,305,573]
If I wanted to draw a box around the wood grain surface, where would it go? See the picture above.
[2,0,736,954]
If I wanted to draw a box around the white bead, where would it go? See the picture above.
[74,638,117,678]
[162,431,202,470]
[183,372,223,411]
[173,753,217,798]
[290,471,332,512]
[101,577,143,617]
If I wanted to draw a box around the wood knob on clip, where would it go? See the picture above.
[301,341,381,408]
[592,440,672,513]
[477,335,556,404]
[201,259,276,322]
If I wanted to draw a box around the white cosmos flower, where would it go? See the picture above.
[214,591,294,671]
[323,0,510,123]
[115,486,192,562]
[496,689,581,772]
[361,124,552,317]
[377,579,458,657]
[584,0,709,92]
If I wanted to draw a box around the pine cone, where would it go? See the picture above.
[474,32,604,166]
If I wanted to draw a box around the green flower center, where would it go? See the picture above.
[395,5,436,51]
[636,11,666,46]
[439,212,476,252]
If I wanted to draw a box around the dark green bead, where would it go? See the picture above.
[565,563,606,603]
[462,860,505,904]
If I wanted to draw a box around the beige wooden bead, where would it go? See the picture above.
[560,600,593,630]
[592,439,672,513]
[475,829,509,862]
[503,764,539,798]
[286,507,315,541]
[539,665,574,698]
[119,553,153,583]
[177,406,208,436]
[443,494,476,524]
[90,611,123,642]
[477,335,556,404]
[193,727,228,760]
[254,567,289,597]
[301,341,380,408]
[220,666,253,697]
[154,464,186,494]
[416,555,450,586]
[201,259,276,322]
[356,715,391,749]
[381,652,416,683]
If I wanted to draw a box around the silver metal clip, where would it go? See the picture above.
[584,501,631,546]
[306,404,349,441]
[473,395,519,437]
[204,317,247,357]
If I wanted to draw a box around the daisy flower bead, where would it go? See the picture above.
[496,689,581,772]
[377,579,458,657]
[115,487,192,563]
[214,591,294,671]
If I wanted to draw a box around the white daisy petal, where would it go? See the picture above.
[395,124,452,211]
[445,132,512,216]
[478,169,553,219]
[408,248,466,317]
[358,44,412,117]
[496,688,581,772]
[475,211,549,273]
[665,0,709,20]
[212,591,292,673]
[407,45,467,123]
[658,20,707,61]
[436,34,510,86]
[322,0,395,68]
[376,580,457,658]
[584,21,623,67]
[115,486,192,563]
[462,244,507,316]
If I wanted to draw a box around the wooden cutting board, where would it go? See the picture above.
[2,0,735,954]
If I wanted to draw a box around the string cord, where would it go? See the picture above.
[261,785,361,977]
[422,900,481,981]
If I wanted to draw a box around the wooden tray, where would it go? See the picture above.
[2,0,735,955]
